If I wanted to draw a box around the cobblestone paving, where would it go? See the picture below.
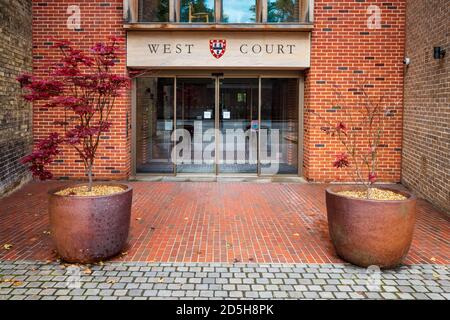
[0,261,448,300]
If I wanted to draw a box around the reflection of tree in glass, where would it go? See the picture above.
[268,0,297,23]
[157,0,169,21]
[249,4,257,22]
[250,0,297,23]
[181,0,215,22]
[139,0,169,22]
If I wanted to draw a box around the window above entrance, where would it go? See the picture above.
[123,0,314,30]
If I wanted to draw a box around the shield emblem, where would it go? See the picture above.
[209,39,227,59]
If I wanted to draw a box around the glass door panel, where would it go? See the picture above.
[260,78,298,174]
[218,78,258,174]
[136,78,174,174]
[175,78,216,174]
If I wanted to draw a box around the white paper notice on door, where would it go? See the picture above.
[204,111,212,119]
[223,111,231,119]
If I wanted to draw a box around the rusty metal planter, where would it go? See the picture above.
[325,185,416,269]
[48,183,133,264]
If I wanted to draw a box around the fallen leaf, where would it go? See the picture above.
[12,281,23,287]
[107,279,117,284]
[121,251,128,257]
[433,272,440,279]
[43,231,51,235]
[430,257,437,262]
[233,258,240,263]
[136,217,142,221]
[226,243,232,249]
[3,244,13,250]
[83,268,92,275]
[293,233,300,237]
[158,277,164,283]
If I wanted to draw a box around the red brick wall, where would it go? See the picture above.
[402,0,449,214]
[32,0,130,180]
[304,0,405,182]
[32,0,406,182]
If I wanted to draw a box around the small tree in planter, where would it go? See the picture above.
[17,38,133,263]
[18,37,128,191]
[320,83,417,269]
[320,84,399,198]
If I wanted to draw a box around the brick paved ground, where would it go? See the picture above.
[0,181,449,264]
[0,261,448,300]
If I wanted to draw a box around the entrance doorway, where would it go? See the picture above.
[134,73,301,176]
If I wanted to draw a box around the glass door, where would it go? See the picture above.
[175,78,216,174]
[218,78,259,174]
[135,74,300,176]
[135,77,175,174]
[261,78,299,174]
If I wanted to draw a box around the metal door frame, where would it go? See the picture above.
[132,71,303,177]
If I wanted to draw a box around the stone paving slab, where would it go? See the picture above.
[0,261,448,300]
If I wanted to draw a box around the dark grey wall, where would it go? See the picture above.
[0,0,33,196]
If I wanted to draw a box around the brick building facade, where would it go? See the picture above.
[27,0,407,183]
[402,0,449,214]
[32,0,130,180]
[0,0,33,196]
[305,0,405,182]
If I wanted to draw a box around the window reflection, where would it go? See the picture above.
[139,0,170,22]
[137,0,307,23]
[267,0,299,23]
[222,0,257,23]
[180,0,215,23]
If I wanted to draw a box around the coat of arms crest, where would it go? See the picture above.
[209,39,227,59]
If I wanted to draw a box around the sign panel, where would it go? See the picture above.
[127,31,310,69]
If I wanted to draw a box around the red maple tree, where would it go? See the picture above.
[18,37,129,190]
[320,83,398,193]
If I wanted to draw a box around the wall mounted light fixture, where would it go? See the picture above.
[433,47,446,59]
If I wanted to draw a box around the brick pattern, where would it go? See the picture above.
[0,181,448,264]
[30,1,407,182]
[32,0,131,180]
[0,0,33,195]
[0,262,448,300]
[304,0,405,182]
[402,0,450,215]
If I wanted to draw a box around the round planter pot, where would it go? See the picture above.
[49,183,133,264]
[325,185,416,269]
